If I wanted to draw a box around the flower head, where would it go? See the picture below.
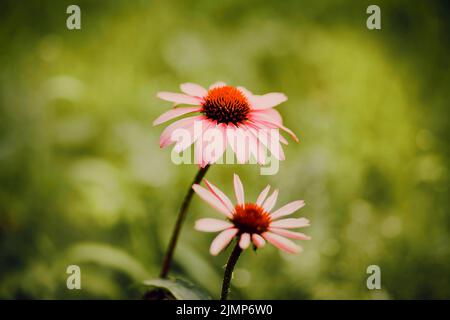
[193,174,311,255]
[154,82,299,167]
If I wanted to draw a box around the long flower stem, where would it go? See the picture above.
[160,164,210,278]
[220,241,243,300]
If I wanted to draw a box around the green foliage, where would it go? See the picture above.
[143,278,212,300]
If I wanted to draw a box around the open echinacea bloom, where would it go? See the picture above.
[153,82,299,167]
[193,174,311,255]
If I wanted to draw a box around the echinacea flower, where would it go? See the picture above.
[153,82,299,167]
[193,174,311,255]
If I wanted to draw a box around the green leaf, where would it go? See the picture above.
[143,278,212,300]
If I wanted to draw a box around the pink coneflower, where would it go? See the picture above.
[153,82,299,166]
[193,174,311,255]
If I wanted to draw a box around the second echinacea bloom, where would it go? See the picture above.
[153,82,299,167]
[193,174,311,255]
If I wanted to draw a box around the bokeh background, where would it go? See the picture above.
[0,0,449,299]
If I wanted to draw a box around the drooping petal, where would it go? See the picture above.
[204,179,234,213]
[276,123,299,143]
[157,92,202,105]
[202,123,227,164]
[172,118,204,153]
[262,232,301,254]
[252,234,266,248]
[250,93,287,110]
[195,218,233,232]
[194,120,214,167]
[192,184,233,217]
[180,83,208,97]
[239,233,251,249]
[237,125,255,164]
[268,227,311,240]
[234,127,251,164]
[279,134,288,145]
[159,115,201,148]
[256,185,271,206]
[242,125,266,165]
[270,200,305,220]
[233,174,245,205]
[270,217,310,229]
[210,228,238,256]
[262,189,279,212]
[153,107,201,126]
[270,140,285,161]
[248,125,285,161]
[209,81,227,89]
[250,113,299,142]
[226,124,245,164]
[194,140,205,168]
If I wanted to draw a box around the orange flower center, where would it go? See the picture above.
[202,86,250,125]
[231,203,271,234]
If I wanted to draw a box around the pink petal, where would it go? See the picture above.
[237,86,253,99]
[250,113,299,142]
[235,127,251,163]
[237,126,256,164]
[262,189,278,212]
[251,108,283,124]
[252,234,266,248]
[250,93,287,110]
[153,107,201,126]
[202,123,227,164]
[239,233,251,249]
[195,218,233,232]
[270,200,305,220]
[157,92,202,105]
[233,174,245,205]
[249,126,285,161]
[279,134,288,145]
[194,141,206,168]
[277,123,299,143]
[180,83,208,97]
[270,218,310,229]
[172,119,203,153]
[159,116,201,148]
[242,125,266,165]
[226,125,245,164]
[210,228,238,256]
[194,120,214,167]
[256,185,271,206]
[248,118,277,129]
[247,119,288,150]
[204,179,235,213]
[269,227,311,240]
[209,81,227,89]
[263,232,301,254]
[192,184,233,217]
[272,141,285,161]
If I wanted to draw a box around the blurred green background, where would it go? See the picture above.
[0,0,449,299]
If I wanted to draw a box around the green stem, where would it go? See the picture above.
[220,240,243,300]
[159,165,210,278]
